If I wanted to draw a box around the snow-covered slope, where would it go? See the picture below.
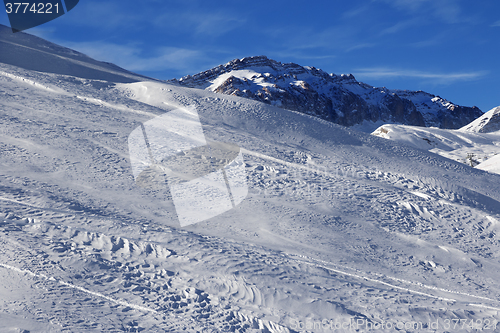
[477,154,500,174]
[170,56,483,131]
[2,34,500,332]
[0,24,151,83]
[372,123,500,172]
[461,106,500,133]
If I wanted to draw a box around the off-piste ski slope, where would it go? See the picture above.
[2,54,500,332]
[371,123,500,173]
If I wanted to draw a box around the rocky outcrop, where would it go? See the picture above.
[170,56,482,130]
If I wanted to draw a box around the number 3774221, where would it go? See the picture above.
[4,0,79,32]
[5,2,60,14]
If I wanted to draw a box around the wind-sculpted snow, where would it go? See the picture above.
[1,57,500,332]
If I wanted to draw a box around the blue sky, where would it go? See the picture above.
[2,0,499,112]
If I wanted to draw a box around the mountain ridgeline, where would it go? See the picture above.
[461,106,500,133]
[170,56,482,130]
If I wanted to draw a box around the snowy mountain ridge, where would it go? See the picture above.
[461,105,500,133]
[0,23,151,83]
[170,55,483,131]
[372,106,500,174]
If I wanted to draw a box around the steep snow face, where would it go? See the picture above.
[171,56,483,131]
[461,106,500,133]
[372,124,500,173]
[0,24,150,83]
[3,34,500,332]
[477,153,500,173]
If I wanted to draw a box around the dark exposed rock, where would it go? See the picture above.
[169,56,482,130]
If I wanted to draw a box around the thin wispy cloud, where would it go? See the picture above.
[57,0,246,38]
[378,0,463,24]
[61,41,205,73]
[152,10,246,38]
[385,0,432,12]
[267,51,336,62]
[379,18,422,35]
[65,1,142,30]
[408,31,449,48]
[345,43,376,52]
[353,68,488,84]
[492,20,500,27]
[268,24,373,54]
[192,13,246,37]
[342,4,372,19]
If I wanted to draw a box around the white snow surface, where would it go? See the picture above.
[2,49,500,332]
[372,123,500,174]
[461,106,500,133]
[477,154,500,174]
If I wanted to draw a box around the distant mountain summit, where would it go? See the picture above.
[170,56,482,130]
[461,106,500,133]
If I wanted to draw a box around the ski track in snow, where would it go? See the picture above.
[2,208,500,332]
[2,65,500,332]
[0,262,158,314]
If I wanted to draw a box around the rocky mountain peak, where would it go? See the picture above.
[170,56,483,131]
[174,55,335,88]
